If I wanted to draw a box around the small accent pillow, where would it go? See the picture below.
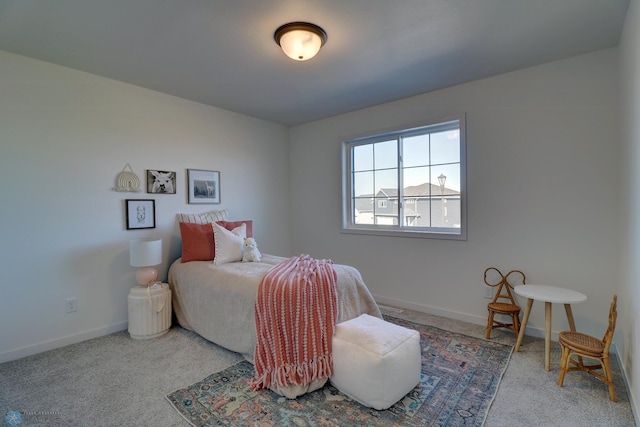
[213,222,247,265]
[176,209,229,224]
[216,220,253,238]
[179,222,215,263]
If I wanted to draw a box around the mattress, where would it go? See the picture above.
[168,254,382,361]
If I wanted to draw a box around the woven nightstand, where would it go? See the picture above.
[127,283,172,339]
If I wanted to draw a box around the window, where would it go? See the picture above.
[342,115,466,240]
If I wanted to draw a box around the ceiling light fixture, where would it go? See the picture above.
[274,22,327,61]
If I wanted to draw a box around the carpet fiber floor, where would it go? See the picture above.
[166,316,513,426]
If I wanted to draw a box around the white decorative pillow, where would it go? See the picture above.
[212,222,246,265]
[176,209,229,224]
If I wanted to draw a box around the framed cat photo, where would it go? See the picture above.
[188,169,220,204]
[126,199,156,230]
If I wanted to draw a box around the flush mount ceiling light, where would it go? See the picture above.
[274,22,327,61]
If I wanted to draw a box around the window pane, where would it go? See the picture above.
[403,134,429,168]
[431,165,461,228]
[431,164,460,192]
[404,196,427,228]
[431,129,460,165]
[353,197,373,224]
[374,140,397,170]
[353,171,373,197]
[403,166,430,196]
[374,197,398,225]
[353,144,373,172]
[374,169,397,194]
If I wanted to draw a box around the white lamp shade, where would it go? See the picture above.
[279,29,323,61]
[130,238,162,267]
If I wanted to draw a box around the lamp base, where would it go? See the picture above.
[136,266,158,286]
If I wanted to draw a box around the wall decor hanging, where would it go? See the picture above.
[114,163,141,192]
[187,169,220,204]
[126,199,156,230]
[147,170,176,194]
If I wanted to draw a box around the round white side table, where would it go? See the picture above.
[514,284,587,371]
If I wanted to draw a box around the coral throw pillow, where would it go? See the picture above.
[216,220,253,238]
[179,222,215,263]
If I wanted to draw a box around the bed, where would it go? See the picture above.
[168,253,382,362]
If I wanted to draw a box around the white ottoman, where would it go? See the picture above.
[330,314,421,410]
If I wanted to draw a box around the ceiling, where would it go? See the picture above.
[0,0,630,126]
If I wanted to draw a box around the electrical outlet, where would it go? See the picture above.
[65,298,77,313]
[484,287,493,299]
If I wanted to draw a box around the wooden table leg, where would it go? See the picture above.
[545,301,552,371]
[515,298,533,352]
[564,304,576,331]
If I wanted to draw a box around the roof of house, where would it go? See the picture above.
[378,183,460,198]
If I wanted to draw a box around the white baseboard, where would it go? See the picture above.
[374,294,487,325]
[614,345,639,425]
[0,321,128,364]
[374,294,562,341]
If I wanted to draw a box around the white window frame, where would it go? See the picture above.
[341,114,467,240]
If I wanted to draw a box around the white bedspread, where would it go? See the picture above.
[168,254,382,361]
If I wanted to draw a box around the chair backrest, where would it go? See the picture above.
[484,267,526,305]
[603,295,617,353]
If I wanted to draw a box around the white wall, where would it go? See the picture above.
[0,25,628,394]
[619,0,640,418]
[289,48,620,341]
[0,51,292,362]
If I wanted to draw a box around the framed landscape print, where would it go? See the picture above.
[126,199,156,229]
[188,169,220,204]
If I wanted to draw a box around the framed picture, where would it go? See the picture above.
[146,170,176,194]
[126,199,156,230]
[188,169,220,204]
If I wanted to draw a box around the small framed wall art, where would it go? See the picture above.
[126,199,156,230]
[187,169,220,204]
[147,170,176,194]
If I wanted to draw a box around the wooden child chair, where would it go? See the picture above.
[557,295,618,401]
[484,267,526,339]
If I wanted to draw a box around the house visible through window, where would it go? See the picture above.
[342,115,466,240]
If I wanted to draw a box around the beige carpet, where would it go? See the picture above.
[390,307,635,427]
[0,306,635,426]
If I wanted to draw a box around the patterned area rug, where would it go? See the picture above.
[166,316,512,426]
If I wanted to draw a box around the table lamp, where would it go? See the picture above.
[130,238,162,286]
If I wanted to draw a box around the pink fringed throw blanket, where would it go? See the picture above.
[251,254,338,392]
